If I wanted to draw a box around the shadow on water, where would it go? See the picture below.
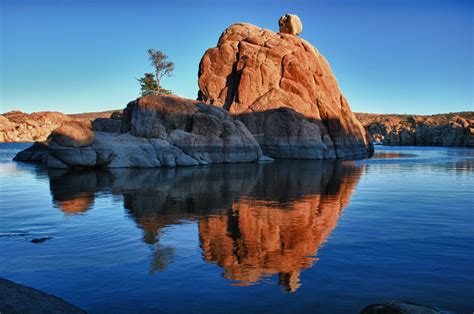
[47,160,365,291]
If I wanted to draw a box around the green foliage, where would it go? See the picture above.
[137,49,175,96]
[138,73,158,96]
[137,72,172,96]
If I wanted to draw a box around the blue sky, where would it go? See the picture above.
[0,0,472,114]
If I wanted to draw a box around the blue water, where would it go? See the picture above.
[0,143,473,313]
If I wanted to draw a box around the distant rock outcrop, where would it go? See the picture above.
[356,112,474,147]
[198,16,373,159]
[0,109,119,142]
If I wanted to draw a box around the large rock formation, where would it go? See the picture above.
[15,95,263,168]
[198,16,373,159]
[356,112,474,147]
[13,15,377,168]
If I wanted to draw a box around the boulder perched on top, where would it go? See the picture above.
[198,16,373,159]
[278,14,302,35]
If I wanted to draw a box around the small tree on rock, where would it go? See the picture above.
[137,73,172,96]
[138,73,158,96]
[147,48,174,92]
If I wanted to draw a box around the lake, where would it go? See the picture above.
[0,143,473,313]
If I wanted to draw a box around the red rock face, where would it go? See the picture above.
[198,22,373,159]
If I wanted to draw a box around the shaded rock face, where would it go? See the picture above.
[0,277,85,314]
[45,160,364,289]
[356,112,474,147]
[122,95,262,164]
[15,95,263,168]
[198,20,373,159]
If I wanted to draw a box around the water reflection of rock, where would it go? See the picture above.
[199,161,364,292]
[48,170,104,213]
[47,161,364,289]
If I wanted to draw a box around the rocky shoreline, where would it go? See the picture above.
[3,110,471,147]
[356,112,473,147]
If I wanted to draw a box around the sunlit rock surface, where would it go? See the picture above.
[198,16,373,159]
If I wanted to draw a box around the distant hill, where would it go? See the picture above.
[0,110,122,142]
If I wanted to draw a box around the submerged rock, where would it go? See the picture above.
[198,15,373,159]
[0,277,85,313]
[360,301,443,314]
[30,236,52,244]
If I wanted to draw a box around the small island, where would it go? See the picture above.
[12,15,375,169]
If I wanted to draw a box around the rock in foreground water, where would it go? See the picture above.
[0,278,85,314]
[198,16,373,159]
[360,301,442,314]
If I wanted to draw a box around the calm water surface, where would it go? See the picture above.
[0,143,473,313]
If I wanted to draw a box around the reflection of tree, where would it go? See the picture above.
[150,244,175,274]
[46,161,364,288]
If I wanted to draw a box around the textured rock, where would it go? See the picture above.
[0,277,85,313]
[278,14,302,35]
[15,95,263,168]
[122,95,263,164]
[0,110,118,142]
[356,112,474,147]
[50,120,95,147]
[198,20,373,159]
[92,118,122,133]
[13,141,49,162]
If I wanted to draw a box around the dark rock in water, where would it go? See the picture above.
[360,301,443,314]
[13,141,49,163]
[30,236,52,244]
[0,277,85,313]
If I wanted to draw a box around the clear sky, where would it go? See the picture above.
[0,0,472,114]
